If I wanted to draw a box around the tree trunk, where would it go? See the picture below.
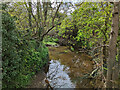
[100,2,109,76]
[103,13,108,76]
[106,2,119,88]
[117,2,120,88]
[28,1,32,29]
[37,0,41,38]
[112,2,120,88]
[118,42,120,88]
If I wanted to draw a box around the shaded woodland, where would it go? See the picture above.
[1,1,120,89]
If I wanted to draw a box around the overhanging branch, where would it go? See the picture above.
[40,26,55,41]
[40,23,61,41]
[52,2,62,26]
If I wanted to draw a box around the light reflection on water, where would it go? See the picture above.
[47,60,76,88]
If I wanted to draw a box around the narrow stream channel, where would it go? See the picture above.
[47,46,95,88]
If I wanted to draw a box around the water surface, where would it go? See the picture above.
[47,60,75,88]
[47,46,96,88]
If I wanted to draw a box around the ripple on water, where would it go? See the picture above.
[47,60,76,88]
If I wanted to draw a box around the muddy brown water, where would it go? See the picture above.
[27,46,103,88]
[47,46,95,88]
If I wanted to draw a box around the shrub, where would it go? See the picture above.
[2,6,49,88]
[2,10,23,88]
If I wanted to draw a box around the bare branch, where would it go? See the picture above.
[40,26,55,41]
[52,2,62,26]
[40,22,61,41]
[24,2,38,27]
[39,2,43,27]
[40,2,62,41]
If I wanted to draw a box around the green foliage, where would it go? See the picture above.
[44,41,58,46]
[70,46,74,52]
[43,36,59,46]
[2,8,49,88]
[58,2,112,50]
[2,11,22,88]
[20,40,48,73]
[44,36,59,42]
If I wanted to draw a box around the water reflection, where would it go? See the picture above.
[47,60,75,88]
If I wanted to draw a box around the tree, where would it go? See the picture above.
[8,1,62,42]
[100,2,112,76]
[24,1,62,41]
[118,2,120,88]
[106,2,120,88]
[28,1,32,29]
[58,2,112,51]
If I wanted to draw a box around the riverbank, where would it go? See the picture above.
[27,46,103,88]
[26,71,47,88]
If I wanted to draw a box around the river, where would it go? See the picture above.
[47,46,96,88]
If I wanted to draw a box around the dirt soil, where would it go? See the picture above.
[26,71,47,88]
